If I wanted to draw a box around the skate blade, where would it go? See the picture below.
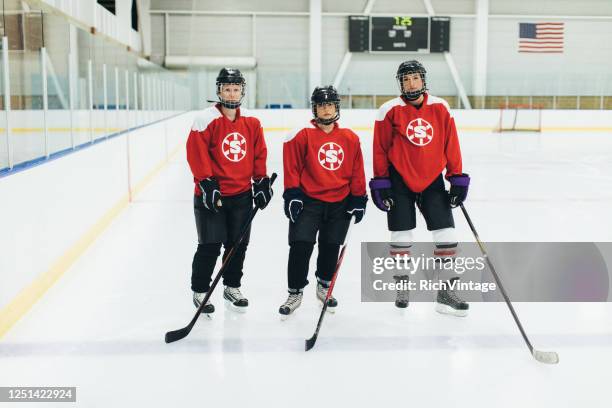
[279,312,293,321]
[279,303,301,320]
[318,300,336,314]
[224,299,248,313]
[435,303,468,317]
[194,304,214,319]
[395,306,408,316]
[196,309,214,319]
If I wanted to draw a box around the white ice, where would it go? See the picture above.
[1,129,612,407]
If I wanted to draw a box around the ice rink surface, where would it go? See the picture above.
[2,128,612,407]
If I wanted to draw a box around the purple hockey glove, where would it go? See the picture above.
[448,173,470,208]
[368,177,394,212]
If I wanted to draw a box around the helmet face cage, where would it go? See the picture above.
[216,68,246,109]
[311,86,341,125]
[396,61,427,100]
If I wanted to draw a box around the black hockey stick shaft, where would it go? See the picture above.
[165,173,277,344]
[305,221,354,351]
[459,203,534,352]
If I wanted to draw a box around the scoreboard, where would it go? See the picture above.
[371,16,429,52]
[349,16,450,53]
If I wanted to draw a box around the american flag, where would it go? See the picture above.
[518,22,564,53]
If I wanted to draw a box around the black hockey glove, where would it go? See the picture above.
[198,177,222,213]
[346,195,368,224]
[448,173,470,208]
[283,188,305,223]
[252,176,273,209]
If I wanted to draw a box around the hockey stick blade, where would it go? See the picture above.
[165,327,190,344]
[532,349,559,364]
[305,333,318,351]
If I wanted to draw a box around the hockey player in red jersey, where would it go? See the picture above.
[279,86,367,317]
[369,60,471,316]
[186,68,272,314]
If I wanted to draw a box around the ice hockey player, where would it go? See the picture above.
[186,68,272,315]
[279,86,367,318]
[369,60,470,316]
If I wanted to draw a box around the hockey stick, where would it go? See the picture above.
[459,203,559,364]
[305,220,355,351]
[165,173,277,344]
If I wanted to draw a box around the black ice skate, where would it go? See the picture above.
[393,275,409,309]
[279,291,303,319]
[316,281,337,312]
[224,286,249,312]
[193,292,215,316]
[436,277,469,317]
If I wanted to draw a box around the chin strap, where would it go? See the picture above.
[315,118,337,126]
[206,99,242,109]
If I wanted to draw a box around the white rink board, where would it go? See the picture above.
[0,112,192,309]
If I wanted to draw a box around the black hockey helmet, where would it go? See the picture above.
[216,67,246,109]
[310,86,340,125]
[396,60,427,100]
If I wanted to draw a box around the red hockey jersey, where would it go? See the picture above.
[373,93,462,193]
[186,104,268,196]
[283,120,366,202]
